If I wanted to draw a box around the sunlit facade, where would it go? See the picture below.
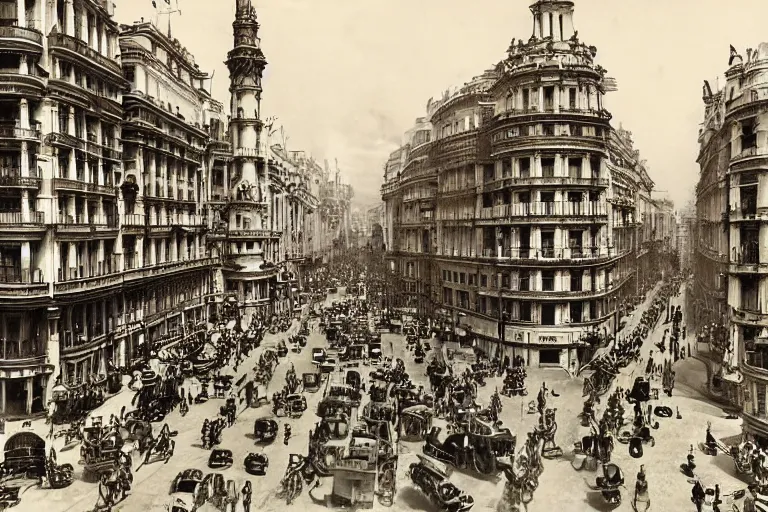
[382,0,668,370]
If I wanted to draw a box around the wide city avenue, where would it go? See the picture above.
[0,0,764,512]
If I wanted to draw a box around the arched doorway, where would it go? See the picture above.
[3,431,46,477]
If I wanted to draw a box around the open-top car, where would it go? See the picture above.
[244,452,269,475]
[253,418,279,444]
[208,448,233,469]
[169,469,206,512]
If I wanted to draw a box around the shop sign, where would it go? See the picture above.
[538,335,562,344]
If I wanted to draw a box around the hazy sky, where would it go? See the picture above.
[115,0,768,209]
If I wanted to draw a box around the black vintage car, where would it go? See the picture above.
[253,419,278,444]
[423,427,499,475]
[277,341,288,358]
[208,448,233,469]
[244,452,269,475]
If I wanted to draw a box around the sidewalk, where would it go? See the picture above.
[2,315,305,449]
[587,280,664,364]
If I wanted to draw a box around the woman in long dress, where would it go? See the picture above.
[633,465,650,511]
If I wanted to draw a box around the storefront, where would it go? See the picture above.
[0,364,54,417]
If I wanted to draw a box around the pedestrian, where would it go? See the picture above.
[744,484,758,512]
[284,423,292,445]
[241,481,252,512]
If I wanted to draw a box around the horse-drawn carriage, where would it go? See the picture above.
[77,420,134,509]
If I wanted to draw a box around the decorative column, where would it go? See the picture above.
[64,0,75,37]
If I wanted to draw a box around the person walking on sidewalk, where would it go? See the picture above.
[241,481,252,512]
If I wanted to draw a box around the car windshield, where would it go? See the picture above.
[175,480,198,494]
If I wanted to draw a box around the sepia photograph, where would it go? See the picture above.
[0,0,761,510]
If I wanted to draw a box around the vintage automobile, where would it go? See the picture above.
[302,372,322,393]
[244,452,269,475]
[327,384,362,407]
[339,345,367,362]
[253,419,279,444]
[208,449,234,469]
[319,415,351,440]
[169,468,206,512]
[369,344,382,362]
[400,405,434,441]
[320,358,337,374]
[423,427,500,475]
[285,394,307,417]
[345,370,362,391]
[0,485,21,509]
[277,341,288,358]
[408,455,474,512]
[312,348,327,364]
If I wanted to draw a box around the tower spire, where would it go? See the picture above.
[226,0,268,200]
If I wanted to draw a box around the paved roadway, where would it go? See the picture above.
[4,284,751,512]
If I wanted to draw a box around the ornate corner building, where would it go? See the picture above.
[0,0,343,419]
[382,0,674,370]
[695,43,768,439]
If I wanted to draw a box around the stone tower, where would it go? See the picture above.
[226,0,268,211]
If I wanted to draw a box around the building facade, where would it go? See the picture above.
[0,0,125,416]
[117,21,214,375]
[694,43,768,439]
[382,0,668,370]
[691,53,736,411]
[0,0,346,418]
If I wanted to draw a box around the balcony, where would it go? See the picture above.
[0,70,46,97]
[53,177,114,195]
[479,201,607,221]
[476,245,619,264]
[0,211,44,225]
[123,257,218,283]
[730,247,768,274]
[0,25,44,52]
[732,307,768,326]
[233,147,261,159]
[227,229,281,240]
[484,176,608,191]
[53,270,123,295]
[494,107,611,121]
[48,132,84,151]
[47,32,122,79]
[0,125,41,141]
[0,168,41,188]
[0,268,47,299]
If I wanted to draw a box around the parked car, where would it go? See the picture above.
[208,448,234,469]
[244,453,269,475]
[253,418,278,443]
[169,469,206,512]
